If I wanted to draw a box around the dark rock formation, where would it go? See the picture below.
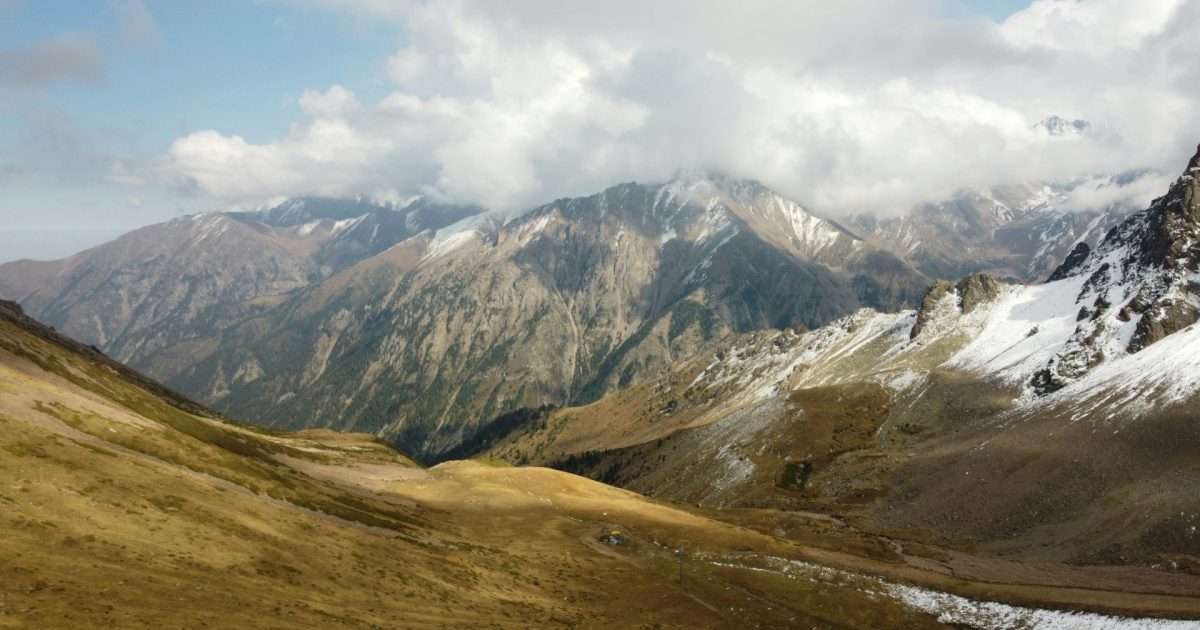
[1047,242,1091,282]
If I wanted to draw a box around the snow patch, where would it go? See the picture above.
[946,274,1089,383]
[711,555,1197,630]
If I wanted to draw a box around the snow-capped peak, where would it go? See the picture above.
[1034,115,1092,137]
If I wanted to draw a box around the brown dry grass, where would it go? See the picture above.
[0,309,952,629]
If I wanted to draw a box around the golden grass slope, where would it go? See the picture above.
[0,305,969,628]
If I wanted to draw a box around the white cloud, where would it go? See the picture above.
[1000,0,1184,51]
[1062,172,1176,212]
[159,0,1200,216]
[297,84,359,117]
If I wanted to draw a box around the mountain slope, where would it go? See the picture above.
[0,170,1142,463]
[482,144,1200,568]
[156,175,928,458]
[0,197,479,366]
[848,174,1146,282]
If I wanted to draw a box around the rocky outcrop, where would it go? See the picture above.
[1047,242,1090,282]
[1129,298,1200,353]
[955,273,1001,314]
[910,280,955,339]
[0,299,21,317]
[909,273,1001,339]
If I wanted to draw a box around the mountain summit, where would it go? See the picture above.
[1034,115,1093,136]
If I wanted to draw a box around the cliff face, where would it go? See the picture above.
[1028,144,1200,390]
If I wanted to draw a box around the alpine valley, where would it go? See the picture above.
[2,146,1199,628]
[8,0,1200,627]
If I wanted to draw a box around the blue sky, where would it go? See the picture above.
[1,0,1197,262]
[0,0,398,254]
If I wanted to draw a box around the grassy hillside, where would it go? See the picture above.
[0,301,962,628]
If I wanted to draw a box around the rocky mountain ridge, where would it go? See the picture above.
[163,174,929,457]
[481,145,1200,567]
[0,168,1153,459]
[847,173,1149,282]
[0,196,478,364]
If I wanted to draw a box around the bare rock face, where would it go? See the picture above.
[0,299,21,317]
[910,280,955,339]
[1129,298,1200,352]
[909,273,1001,340]
[1047,242,1091,282]
[955,274,1001,314]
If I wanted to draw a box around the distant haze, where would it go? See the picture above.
[0,228,133,264]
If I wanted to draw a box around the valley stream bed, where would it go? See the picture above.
[703,554,1199,629]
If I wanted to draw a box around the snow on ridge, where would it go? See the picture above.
[191,213,231,243]
[770,196,839,252]
[331,215,364,235]
[684,309,908,409]
[422,229,480,262]
[939,233,1198,410]
[945,275,1088,383]
[291,214,367,238]
[297,221,320,237]
[1047,316,1200,414]
[419,205,532,261]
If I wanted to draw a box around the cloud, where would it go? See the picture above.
[999,0,1184,51]
[1061,172,1177,212]
[161,89,394,199]
[0,31,105,88]
[159,0,1200,216]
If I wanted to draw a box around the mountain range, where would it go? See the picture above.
[0,170,1148,459]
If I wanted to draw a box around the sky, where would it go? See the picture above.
[0,0,1198,262]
